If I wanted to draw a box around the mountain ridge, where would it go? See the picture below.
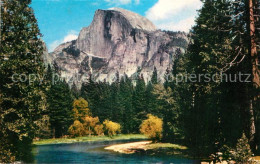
[45,8,189,87]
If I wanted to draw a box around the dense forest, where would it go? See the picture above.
[0,0,259,163]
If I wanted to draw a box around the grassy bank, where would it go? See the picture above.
[142,142,190,157]
[33,134,147,145]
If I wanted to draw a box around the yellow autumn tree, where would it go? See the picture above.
[103,120,121,137]
[68,120,85,137]
[140,114,163,142]
[83,116,100,135]
[94,124,104,136]
[72,98,91,121]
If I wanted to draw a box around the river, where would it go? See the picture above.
[33,140,200,163]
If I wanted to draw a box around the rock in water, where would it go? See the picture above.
[47,8,189,87]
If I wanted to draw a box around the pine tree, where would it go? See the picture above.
[151,67,158,84]
[47,80,73,138]
[133,74,147,132]
[119,74,135,133]
[71,82,80,99]
[0,0,46,162]
[174,0,238,156]
[111,76,124,126]
[172,0,260,156]
[233,133,253,163]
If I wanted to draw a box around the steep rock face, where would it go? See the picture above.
[48,8,189,86]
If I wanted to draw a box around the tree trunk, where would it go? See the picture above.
[53,128,56,139]
[249,99,256,149]
[248,0,259,151]
[249,0,260,88]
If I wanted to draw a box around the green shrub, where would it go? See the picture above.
[231,133,253,164]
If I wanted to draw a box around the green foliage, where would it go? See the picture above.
[33,134,146,145]
[0,0,46,162]
[169,0,258,157]
[210,145,233,163]
[232,133,253,163]
[47,78,73,138]
[151,67,158,84]
[119,75,135,133]
[152,84,180,142]
[140,114,163,142]
[133,75,147,131]
[210,134,254,163]
[81,73,156,134]
[103,120,121,137]
[35,115,52,139]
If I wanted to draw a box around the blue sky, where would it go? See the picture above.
[31,0,202,52]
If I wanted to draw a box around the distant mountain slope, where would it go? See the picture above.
[46,8,189,87]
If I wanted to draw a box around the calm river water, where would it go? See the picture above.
[33,140,200,163]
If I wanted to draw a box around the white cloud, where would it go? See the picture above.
[157,16,195,32]
[145,0,202,32]
[49,30,78,52]
[63,33,78,43]
[146,0,201,21]
[105,0,132,5]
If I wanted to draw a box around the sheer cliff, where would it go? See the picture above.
[46,8,189,86]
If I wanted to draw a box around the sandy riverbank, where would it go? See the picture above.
[104,141,189,155]
[105,141,152,154]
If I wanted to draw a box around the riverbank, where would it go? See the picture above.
[105,141,152,154]
[33,134,146,145]
[105,141,189,156]
[105,142,260,163]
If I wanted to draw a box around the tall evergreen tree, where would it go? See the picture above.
[0,0,46,162]
[151,67,158,84]
[111,77,124,126]
[145,82,158,115]
[133,74,146,132]
[173,0,243,156]
[47,80,73,138]
[171,0,260,156]
[120,74,135,133]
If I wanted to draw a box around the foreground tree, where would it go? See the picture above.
[232,133,253,163]
[172,0,260,156]
[247,0,260,151]
[0,0,46,162]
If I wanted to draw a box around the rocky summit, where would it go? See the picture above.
[46,8,189,87]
